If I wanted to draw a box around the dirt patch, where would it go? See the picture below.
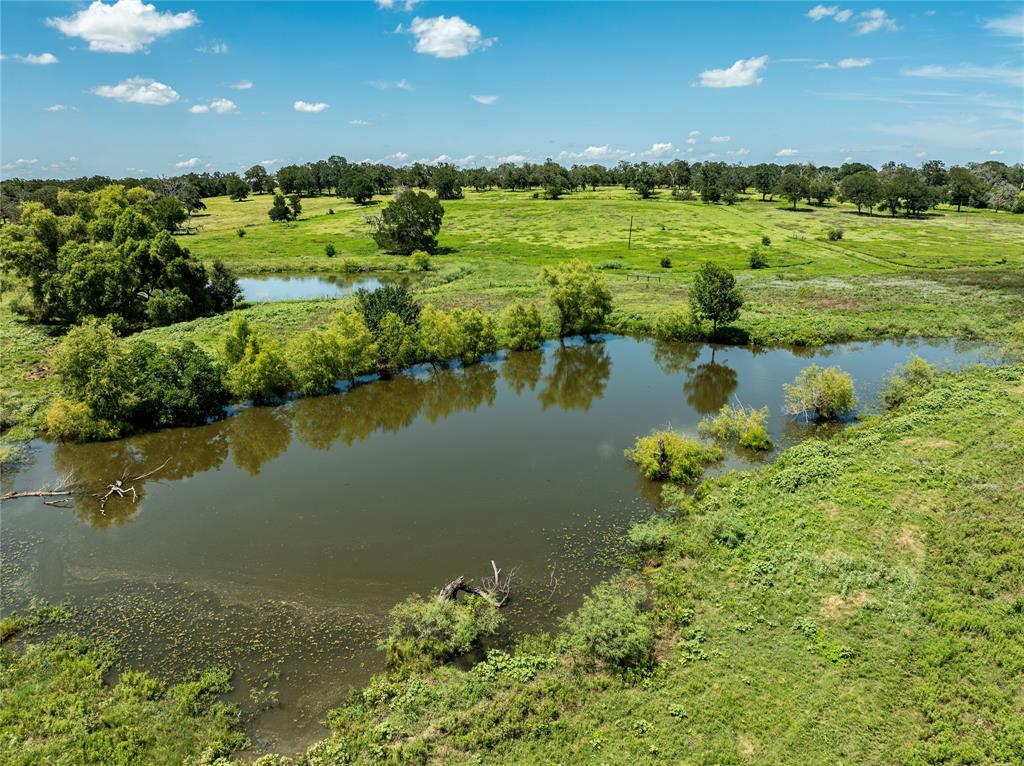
[24,364,51,381]
[1007,384,1024,396]
[820,590,872,620]
[897,437,954,449]
[896,525,926,560]
[738,734,756,759]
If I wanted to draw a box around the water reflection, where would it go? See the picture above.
[538,342,612,411]
[684,360,739,415]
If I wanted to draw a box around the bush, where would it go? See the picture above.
[418,304,461,364]
[381,593,502,669]
[501,301,545,351]
[625,516,674,555]
[698,404,773,451]
[334,310,377,380]
[625,430,723,483]
[52,319,133,429]
[761,235,771,246]
[328,208,335,215]
[539,259,613,338]
[128,340,228,428]
[237,228,246,238]
[45,396,120,441]
[226,334,294,402]
[410,250,431,272]
[826,226,844,241]
[453,308,498,364]
[558,579,654,672]
[660,256,672,269]
[340,258,361,274]
[372,189,444,254]
[882,355,937,409]
[325,243,336,258]
[654,307,702,342]
[748,249,769,269]
[783,365,857,420]
[354,284,420,334]
[288,329,344,394]
[375,312,420,372]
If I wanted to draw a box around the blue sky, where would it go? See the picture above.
[2,1,1021,178]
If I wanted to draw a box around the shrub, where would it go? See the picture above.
[328,208,335,215]
[654,308,702,342]
[501,301,545,351]
[381,593,502,669]
[372,189,444,254]
[761,235,771,246]
[221,315,254,365]
[558,579,654,672]
[625,430,723,483]
[410,250,431,272]
[453,308,498,364]
[749,249,769,269]
[418,304,461,364]
[45,397,120,441]
[539,259,613,338]
[340,258,361,274]
[325,243,336,258]
[882,355,937,409]
[237,227,246,238]
[288,329,344,394]
[53,319,134,429]
[354,284,420,334]
[698,404,773,451]
[334,310,377,380]
[226,334,294,402]
[375,312,420,372]
[660,256,672,269]
[826,226,844,241]
[783,365,857,420]
[625,516,674,555]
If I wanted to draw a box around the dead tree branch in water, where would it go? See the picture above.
[94,460,169,511]
[0,472,77,503]
[438,560,516,608]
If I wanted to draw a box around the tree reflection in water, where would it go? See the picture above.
[501,350,544,395]
[538,341,612,412]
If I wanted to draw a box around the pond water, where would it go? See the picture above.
[0,336,989,753]
[238,274,386,302]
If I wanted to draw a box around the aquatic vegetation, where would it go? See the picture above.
[501,301,545,351]
[625,429,724,483]
[783,364,858,420]
[381,593,503,669]
[699,403,773,450]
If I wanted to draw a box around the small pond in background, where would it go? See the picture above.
[237,273,387,302]
[0,336,992,753]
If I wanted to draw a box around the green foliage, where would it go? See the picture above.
[410,250,431,271]
[128,340,228,428]
[207,260,241,312]
[626,516,674,555]
[654,307,702,342]
[749,249,769,269]
[226,333,294,402]
[288,329,345,394]
[501,301,545,351]
[324,243,336,258]
[783,365,858,420]
[237,227,246,237]
[688,261,743,333]
[625,429,723,482]
[0,634,247,764]
[882,355,937,409]
[558,579,655,672]
[659,256,672,268]
[826,226,844,241]
[372,189,445,254]
[44,396,121,441]
[539,259,613,338]
[776,172,809,209]
[699,404,773,450]
[334,310,377,380]
[375,312,420,372]
[354,283,421,334]
[51,319,133,432]
[453,308,499,364]
[381,593,503,668]
[761,235,771,246]
[268,192,293,222]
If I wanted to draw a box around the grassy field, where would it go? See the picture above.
[2,188,1023,453]
[277,362,1024,764]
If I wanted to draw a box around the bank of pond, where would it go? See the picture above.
[0,335,992,753]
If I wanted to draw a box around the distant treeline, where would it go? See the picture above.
[2,156,1022,219]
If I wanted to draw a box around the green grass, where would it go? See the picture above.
[278,363,1024,764]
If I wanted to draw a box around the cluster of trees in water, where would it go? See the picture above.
[0,184,240,330]
[3,156,1021,220]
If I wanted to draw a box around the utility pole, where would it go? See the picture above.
[627,216,633,249]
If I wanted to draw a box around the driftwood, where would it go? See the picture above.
[95,460,169,511]
[1,459,169,513]
[438,560,516,608]
[0,489,74,502]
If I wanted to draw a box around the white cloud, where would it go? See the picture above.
[48,0,198,53]
[990,149,1005,156]
[175,157,201,168]
[197,42,229,55]
[1,158,38,170]
[369,79,413,90]
[580,145,609,158]
[835,9,853,22]
[259,159,280,166]
[697,55,768,88]
[686,137,697,145]
[190,97,237,114]
[377,0,422,10]
[776,148,800,157]
[710,135,731,143]
[497,154,525,163]
[229,80,253,90]
[807,5,838,22]
[915,150,928,157]
[903,64,1023,88]
[3,52,59,65]
[387,151,409,162]
[351,119,370,125]
[294,100,329,113]
[856,9,898,35]
[728,148,750,156]
[838,57,872,68]
[91,76,180,105]
[45,104,67,112]
[815,62,834,69]
[408,16,493,58]
[395,79,413,90]
[984,12,1023,37]
[472,94,498,105]
[688,130,701,137]
[644,142,675,157]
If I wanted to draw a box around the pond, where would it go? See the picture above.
[237,274,387,302]
[0,336,990,754]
